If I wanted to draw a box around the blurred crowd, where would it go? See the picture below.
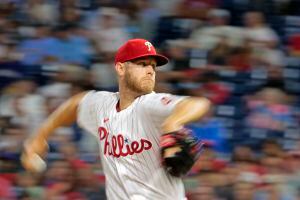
[0,0,300,199]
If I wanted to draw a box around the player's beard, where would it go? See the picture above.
[124,71,155,94]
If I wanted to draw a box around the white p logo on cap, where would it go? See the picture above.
[145,41,152,51]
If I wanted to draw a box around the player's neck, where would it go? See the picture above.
[118,86,141,111]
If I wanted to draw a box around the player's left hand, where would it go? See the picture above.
[160,128,203,177]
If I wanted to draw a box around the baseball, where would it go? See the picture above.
[29,153,47,173]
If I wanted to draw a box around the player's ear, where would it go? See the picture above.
[115,62,126,76]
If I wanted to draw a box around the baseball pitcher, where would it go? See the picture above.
[21,39,211,200]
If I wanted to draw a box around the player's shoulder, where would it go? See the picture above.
[82,90,117,104]
[85,90,115,97]
[140,92,185,105]
[93,90,116,98]
[142,92,173,100]
[138,92,188,115]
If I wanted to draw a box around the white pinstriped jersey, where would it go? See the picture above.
[77,91,187,200]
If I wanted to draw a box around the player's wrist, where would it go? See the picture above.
[161,123,183,134]
[26,137,49,155]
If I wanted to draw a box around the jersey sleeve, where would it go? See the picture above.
[143,93,188,123]
[77,91,99,136]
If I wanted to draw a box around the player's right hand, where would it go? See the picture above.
[21,138,49,173]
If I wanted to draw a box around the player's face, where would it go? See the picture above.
[124,57,157,94]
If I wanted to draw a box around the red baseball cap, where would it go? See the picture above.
[115,38,169,66]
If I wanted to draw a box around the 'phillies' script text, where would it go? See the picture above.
[98,126,152,157]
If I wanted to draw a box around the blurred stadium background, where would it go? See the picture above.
[0,0,300,199]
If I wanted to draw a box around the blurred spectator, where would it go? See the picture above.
[260,157,290,198]
[207,36,232,67]
[207,33,252,72]
[187,184,218,200]
[226,46,252,72]
[258,141,297,200]
[90,61,118,91]
[245,87,298,133]
[17,24,53,65]
[129,0,162,40]
[66,25,94,67]
[0,124,26,153]
[231,145,261,175]
[0,152,19,174]
[44,159,87,200]
[90,7,132,60]
[0,32,13,61]
[38,64,88,113]
[43,24,93,66]
[0,116,10,134]
[188,9,244,51]
[233,172,260,200]
[77,164,106,200]
[20,24,90,66]
[24,0,59,25]
[165,40,190,71]
[60,7,81,26]
[0,79,46,134]
[14,171,44,199]
[191,144,227,175]
[153,0,182,17]
[261,139,284,157]
[59,0,77,10]
[190,71,231,104]
[58,142,88,168]
[243,11,285,69]
[175,0,219,19]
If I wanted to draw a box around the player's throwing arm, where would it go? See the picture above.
[21,92,87,172]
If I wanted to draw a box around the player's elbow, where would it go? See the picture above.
[178,97,212,116]
[192,97,212,115]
